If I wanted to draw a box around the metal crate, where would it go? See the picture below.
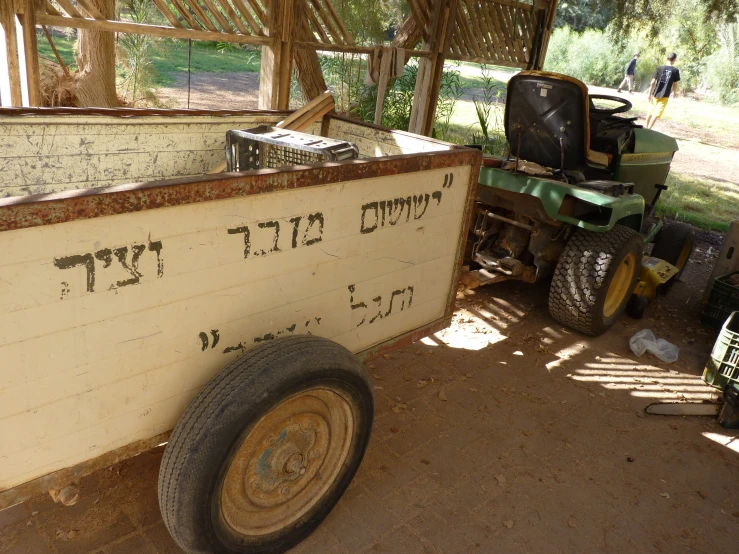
[226,126,359,171]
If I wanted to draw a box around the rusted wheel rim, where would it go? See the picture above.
[604,252,637,318]
[219,388,354,537]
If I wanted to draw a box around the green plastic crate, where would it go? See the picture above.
[703,311,739,390]
[701,272,739,329]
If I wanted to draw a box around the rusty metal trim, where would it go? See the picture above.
[0,432,170,510]
[356,317,452,362]
[0,151,482,233]
[0,106,293,118]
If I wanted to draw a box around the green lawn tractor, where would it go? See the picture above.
[466,71,695,336]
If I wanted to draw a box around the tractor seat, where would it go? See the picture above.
[505,71,610,172]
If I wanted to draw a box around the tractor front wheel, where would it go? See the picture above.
[549,225,642,336]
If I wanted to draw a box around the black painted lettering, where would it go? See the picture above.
[227,225,251,258]
[54,253,96,293]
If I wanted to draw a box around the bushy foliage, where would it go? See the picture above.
[705,23,739,104]
[544,27,629,87]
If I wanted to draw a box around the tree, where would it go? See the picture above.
[74,0,119,107]
[609,0,739,37]
[555,0,615,32]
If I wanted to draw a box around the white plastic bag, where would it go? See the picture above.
[629,329,679,364]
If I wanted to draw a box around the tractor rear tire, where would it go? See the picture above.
[651,222,695,281]
[549,225,642,336]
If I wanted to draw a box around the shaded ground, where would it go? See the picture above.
[2,237,738,554]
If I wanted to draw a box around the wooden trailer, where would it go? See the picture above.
[0,107,481,553]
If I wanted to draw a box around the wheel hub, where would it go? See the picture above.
[219,388,354,536]
[246,418,323,507]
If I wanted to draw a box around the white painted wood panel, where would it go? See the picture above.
[0,164,471,491]
[0,114,449,198]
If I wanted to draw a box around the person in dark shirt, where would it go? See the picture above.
[617,53,640,93]
[646,52,681,129]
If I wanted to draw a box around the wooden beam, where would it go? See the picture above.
[213,0,250,35]
[169,0,201,29]
[54,0,84,19]
[230,0,263,35]
[418,0,458,137]
[182,0,221,33]
[295,40,432,57]
[151,0,184,28]
[239,0,266,27]
[373,48,392,124]
[0,4,23,106]
[199,0,235,33]
[258,0,294,110]
[36,14,271,45]
[75,0,106,20]
[20,0,41,106]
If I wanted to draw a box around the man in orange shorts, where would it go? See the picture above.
[646,52,680,130]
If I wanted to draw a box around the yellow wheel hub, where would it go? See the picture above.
[604,252,637,318]
[676,241,691,272]
[219,388,354,537]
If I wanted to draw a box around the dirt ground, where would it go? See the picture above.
[2,234,738,554]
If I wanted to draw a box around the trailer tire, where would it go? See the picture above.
[158,335,373,554]
[549,225,642,336]
[651,222,695,281]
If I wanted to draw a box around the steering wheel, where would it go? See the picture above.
[589,94,632,115]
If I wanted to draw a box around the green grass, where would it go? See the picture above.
[655,172,739,233]
[36,34,261,87]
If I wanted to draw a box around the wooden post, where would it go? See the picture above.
[259,0,294,110]
[536,0,559,69]
[373,48,392,125]
[19,0,42,106]
[408,0,457,136]
[0,1,23,106]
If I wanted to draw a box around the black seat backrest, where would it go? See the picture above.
[505,72,588,170]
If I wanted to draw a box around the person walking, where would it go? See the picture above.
[645,52,681,130]
[617,53,640,93]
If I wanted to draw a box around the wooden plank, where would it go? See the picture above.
[455,4,483,58]
[200,0,236,33]
[499,3,525,62]
[213,0,250,35]
[308,0,341,44]
[445,52,528,68]
[0,162,472,491]
[303,2,330,44]
[75,0,105,20]
[373,49,392,125]
[276,90,333,128]
[151,0,184,29]
[490,2,515,62]
[168,0,205,29]
[182,0,221,33]
[44,0,62,16]
[295,40,432,57]
[229,0,262,35]
[239,0,266,27]
[464,0,494,60]
[320,0,353,44]
[36,14,271,45]
[20,0,41,106]
[481,1,507,61]
[53,0,83,18]
[0,6,23,107]
[491,0,534,10]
